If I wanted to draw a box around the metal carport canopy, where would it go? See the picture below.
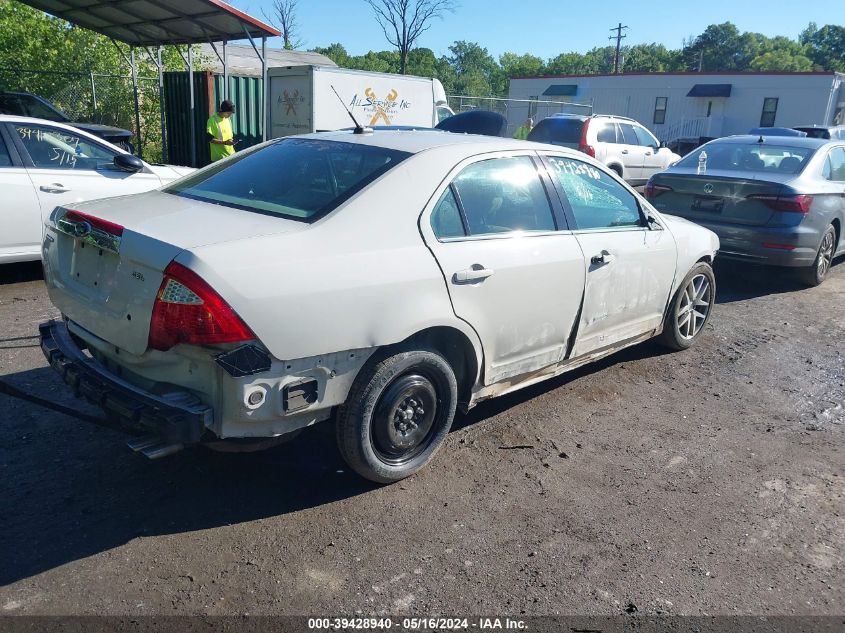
[18,0,279,165]
[18,0,278,46]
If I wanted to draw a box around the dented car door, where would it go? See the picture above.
[542,153,677,357]
[421,152,586,385]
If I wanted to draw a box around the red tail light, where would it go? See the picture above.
[644,181,673,199]
[578,118,595,157]
[746,193,813,214]
[149,262,254,351]
[64,209,124,236]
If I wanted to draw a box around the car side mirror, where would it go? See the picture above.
[647,214,663,230]
[114,153,144,173]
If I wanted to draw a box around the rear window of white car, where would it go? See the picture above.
[676,143,814,175]
[165,138,411,222]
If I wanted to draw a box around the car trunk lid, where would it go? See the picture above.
[646,169,793,226]
[42,190,307,355]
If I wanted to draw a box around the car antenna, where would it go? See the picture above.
[757,135,765,144]
[330,85,372,135]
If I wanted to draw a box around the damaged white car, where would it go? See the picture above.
[40,130,719,483]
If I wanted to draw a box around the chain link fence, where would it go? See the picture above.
[0,68,165,162]
[447,95,594,136]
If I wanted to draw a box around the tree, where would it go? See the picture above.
[364,0,456,74]
[801,23,845,72]
[310,42,351,67]
[447,41,498,95]
[263,0,302,50]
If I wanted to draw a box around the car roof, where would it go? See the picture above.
[793,124,844,130]
[295,129,556,155]
[0,114,132,152]
[710,134,833,149]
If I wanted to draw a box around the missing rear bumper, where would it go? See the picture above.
[39,319,212,449]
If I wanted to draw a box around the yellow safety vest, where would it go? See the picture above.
[207,114,235,162]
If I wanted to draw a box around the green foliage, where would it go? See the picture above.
[0,0,210,162]
[800,23,845,71]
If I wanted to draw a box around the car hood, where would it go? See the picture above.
[147,163,196,181]
[69,121,133,137]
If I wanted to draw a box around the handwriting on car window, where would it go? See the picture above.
[549,157,601,181]
[16,126,82,168]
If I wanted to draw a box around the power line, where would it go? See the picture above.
[609,22,628,74]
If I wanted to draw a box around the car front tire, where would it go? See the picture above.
[658,262,716,351]
[800,224,836,287]
[336,348,457,484]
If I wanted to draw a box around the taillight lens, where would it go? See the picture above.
[578,118,595,157]
[644,181,673,199]
[746,193,813,214]
[149,262,254,351]
[64,209,124,236]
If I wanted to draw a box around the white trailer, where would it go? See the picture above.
[267,65,452,138]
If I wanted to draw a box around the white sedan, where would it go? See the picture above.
[39,130,719,483]
[0,115,193,263]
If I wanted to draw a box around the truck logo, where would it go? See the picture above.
[349,88,410,126]
[279,89,303,116]
[703,183,714,194]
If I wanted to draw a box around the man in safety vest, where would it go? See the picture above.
[207,100,236,162]
[513,117,534,140]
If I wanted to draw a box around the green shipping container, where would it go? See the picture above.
[163,71,264,168]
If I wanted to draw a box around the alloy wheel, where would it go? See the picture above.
[677,274,712,340]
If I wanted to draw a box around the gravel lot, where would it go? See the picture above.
[0,259,842,617]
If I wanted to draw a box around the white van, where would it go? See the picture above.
[266,66,453,138]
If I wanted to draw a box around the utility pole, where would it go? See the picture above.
[609,22,628,74]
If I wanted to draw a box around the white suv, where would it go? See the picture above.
[528,114,681,185]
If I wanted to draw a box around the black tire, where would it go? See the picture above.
[799,224,836,287]
[658,262,716,351]
[336,348,457,484]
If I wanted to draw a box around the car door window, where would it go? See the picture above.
[430,186,466,239]
[547,156,642,230]
[633,125,658,148]
[596,123,617,143]
[452,156,555,235]
[617,123,639,145]
[823,147,845,182]
[12,124,116,171]
[0,135,12,167]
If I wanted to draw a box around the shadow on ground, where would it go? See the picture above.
[0,333,673,586]
[0,261,43,285]
[712,259,842,304]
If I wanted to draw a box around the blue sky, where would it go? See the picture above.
[232,0,839,60]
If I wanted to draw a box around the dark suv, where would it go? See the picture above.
[0,91,134,151]
[793,125,845,140]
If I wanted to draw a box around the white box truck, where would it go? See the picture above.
[266,65,453,138]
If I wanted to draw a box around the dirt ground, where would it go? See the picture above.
[0,259,842,617]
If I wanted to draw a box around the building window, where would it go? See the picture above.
[706,101,713,117]
[653,97,667,124]
[760,98,779,127]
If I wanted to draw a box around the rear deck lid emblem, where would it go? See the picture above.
[703,183,714,194]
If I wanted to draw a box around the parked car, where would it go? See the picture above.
[0,115,194,263]
[793,125,845,140]
[0,91,134,151]
[39,130,718,483]
[645,135,845,286]
[527,114,681,184]
[748,127,806,137]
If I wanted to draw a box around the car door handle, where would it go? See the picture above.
[645,151,653,156]
[453,266,494,284]
[40,184,69,193]
[621,149,628,154]
[591,250,615,266]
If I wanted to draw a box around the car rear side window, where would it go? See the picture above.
[527,118,583,145]
[823,147,845,182]
[547,156,642,230]
[165,138,411,222]
[430,187,465,239]
[596,124,617,143]
[452,156,556,235]
[0,135,11,167]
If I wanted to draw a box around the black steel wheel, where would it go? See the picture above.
[336,348,457,484]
